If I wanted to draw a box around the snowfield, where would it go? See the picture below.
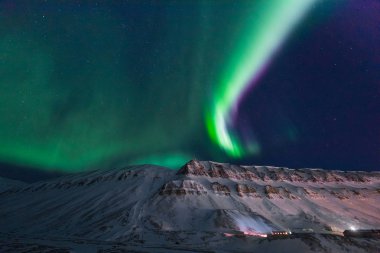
[0,160,379,252]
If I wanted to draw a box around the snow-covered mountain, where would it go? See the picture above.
[0,160,379,252]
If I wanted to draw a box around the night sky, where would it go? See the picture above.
[0,0,379,181]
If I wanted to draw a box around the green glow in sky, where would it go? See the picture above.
[129,152,192,169]
[0,1,316,172]
[0,7,202,172]
[207,0,316,157]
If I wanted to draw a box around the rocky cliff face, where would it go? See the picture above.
[263,185,298,199]
[177,160,379,183]
[236,184,257,197]
[211,182,231,195]
[159,180,207,196]
[172,160,380,200]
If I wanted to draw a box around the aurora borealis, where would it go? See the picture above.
[206,0,316,158]
[0,0,379,178]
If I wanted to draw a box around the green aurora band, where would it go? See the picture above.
[0,6,202,172]
[207,0,317,158]
[0,1,318,172]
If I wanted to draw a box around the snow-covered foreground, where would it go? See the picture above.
[1,231,379,253]
[0,160,379,252]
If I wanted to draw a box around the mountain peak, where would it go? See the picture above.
[176,159,209,176]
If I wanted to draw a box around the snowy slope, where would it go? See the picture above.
[0,177,25,192]
[0,160,379,252]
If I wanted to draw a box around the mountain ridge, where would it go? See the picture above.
[1,160,379,252]
[2,160,379,193]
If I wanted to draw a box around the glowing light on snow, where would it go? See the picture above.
[223,232,267,238]
[243,231,268,238]
[225,210,273,234]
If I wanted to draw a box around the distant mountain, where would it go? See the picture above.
[0,160,379,252]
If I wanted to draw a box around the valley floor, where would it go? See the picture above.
[1,232,379,253]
